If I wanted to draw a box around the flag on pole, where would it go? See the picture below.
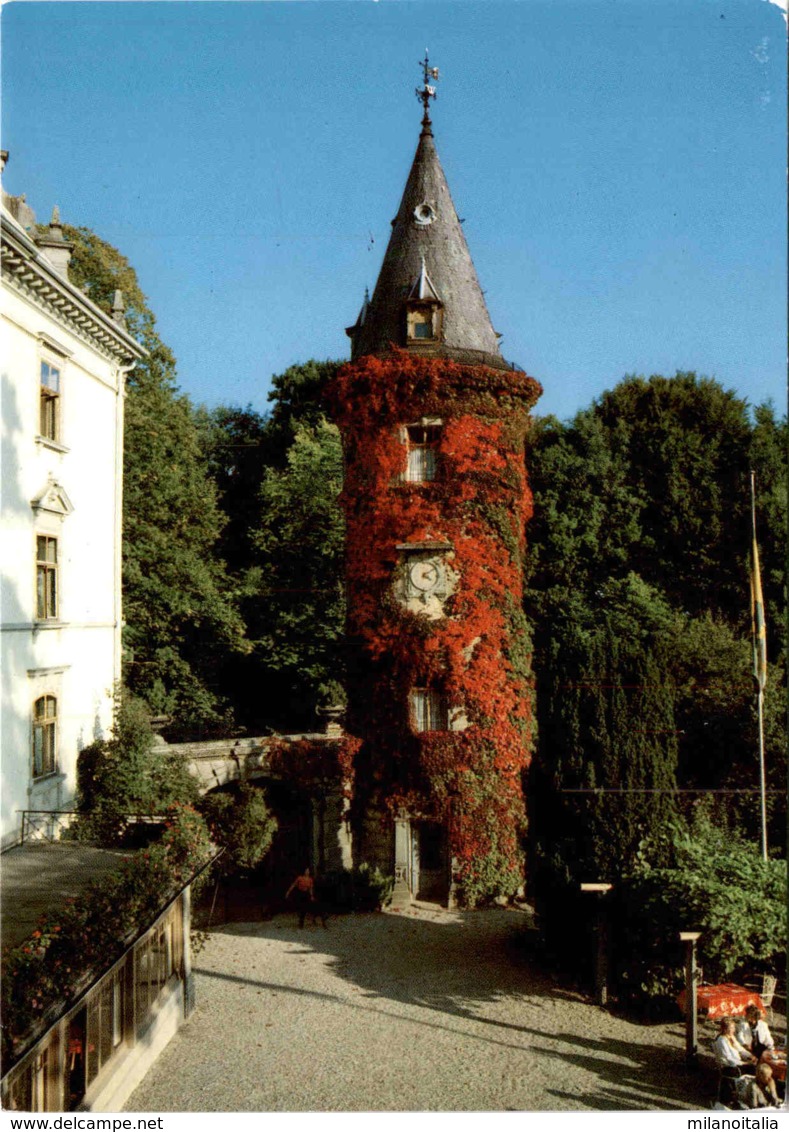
[750,537,767,692]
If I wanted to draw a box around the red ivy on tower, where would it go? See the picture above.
[326,350,541,905]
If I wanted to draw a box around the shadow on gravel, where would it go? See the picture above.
[193,964,558,1057]
[202,908,711,1111]
[518,1025,715,1110]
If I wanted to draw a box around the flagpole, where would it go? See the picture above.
[750,470,768,861]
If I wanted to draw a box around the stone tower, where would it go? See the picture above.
[326,59,541,907]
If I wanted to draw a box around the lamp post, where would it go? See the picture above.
[680,931,702,1068]
[580,882,613,1006]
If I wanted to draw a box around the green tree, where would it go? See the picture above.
[666,615,786,845]
[248,420,346,729]
[591,373,754,621]
[612,809,787,1005]
[193,363,345,733]
[525,374,787,970]
[528,577,680,956]
[263,360,341,467]
[200,783,278,873]
[63,225,248,733]
[525,410,642,613]
[196,404,271,577]
[76,694,198,841]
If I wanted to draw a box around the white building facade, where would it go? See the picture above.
[1,159,145,849]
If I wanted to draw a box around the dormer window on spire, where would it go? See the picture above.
[407,305,440,341]
[405,258,443,345]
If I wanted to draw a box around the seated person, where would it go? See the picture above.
[736,1005,775,1059]
[714,1017,758,1107]
[742,1064,780,1109]
[759,1047,787,1100]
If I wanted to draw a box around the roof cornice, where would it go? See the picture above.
[1,208,147,364]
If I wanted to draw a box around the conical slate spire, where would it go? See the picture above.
[349,118,505,368]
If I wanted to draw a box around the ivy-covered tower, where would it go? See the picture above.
[326,59,541,907]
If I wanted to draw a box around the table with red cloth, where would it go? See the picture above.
[676,983,766,1020]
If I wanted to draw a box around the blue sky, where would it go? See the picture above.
[2,0,786,422]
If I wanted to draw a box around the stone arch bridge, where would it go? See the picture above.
[153,733,353,875]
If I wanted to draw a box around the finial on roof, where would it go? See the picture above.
[37,204,73,279]
[344,285,371,340]
[415,50,439,134]
[112,289,127,328]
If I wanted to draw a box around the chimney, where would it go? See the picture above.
[36,205,74,280]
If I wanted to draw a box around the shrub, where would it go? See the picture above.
[200,783,278,873]
[610,810,786,1009]
[317,864,393,912]
[76,693,197,843]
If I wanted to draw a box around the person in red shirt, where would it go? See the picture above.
[286,867,315,929]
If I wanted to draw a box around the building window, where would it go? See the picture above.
[410,688,448,733]
[40,361,61,441]
[4,1044,55,1112]
[134,910,179,1031]
[406,303,441,342]
[36,536,58,619]
[86,969,125,1088]
[32,695,58,777]
[112,976,123,1048]
[406,424,441,483]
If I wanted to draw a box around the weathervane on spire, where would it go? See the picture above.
[416,50,440,123]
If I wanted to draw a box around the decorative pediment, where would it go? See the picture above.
[31,478,74,517]
[407,257,442,304]
[396,540,453,552]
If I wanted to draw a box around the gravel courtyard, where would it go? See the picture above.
[125,905,716,1112]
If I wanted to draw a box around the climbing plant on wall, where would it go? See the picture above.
[326,350,541,905]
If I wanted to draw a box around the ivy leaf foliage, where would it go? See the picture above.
[248,419,346,729]
[62,225,248,733]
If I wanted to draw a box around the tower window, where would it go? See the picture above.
[35,536,59,620]
[40,362,61,441]
[32,695,58,777]
[406,303,442,343]
[412,312,432,339]
[406,424,441,483]
[410,688,448,733]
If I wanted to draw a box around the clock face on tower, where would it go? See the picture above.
[409,560,440,593]
[397,544,454,616]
